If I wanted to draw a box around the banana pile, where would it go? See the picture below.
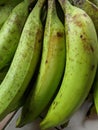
[0,0,98,129]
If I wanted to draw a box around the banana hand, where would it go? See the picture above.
[40,0,98,129]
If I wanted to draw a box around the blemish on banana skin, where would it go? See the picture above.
[45,60,48,64]
[80,34,94,53]
[57,32,64,37]
[72,13,88,27]
[91,65,95,71]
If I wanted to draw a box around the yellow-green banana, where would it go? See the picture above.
[0,0,44,120]
[0,1,29,70]
[40,0,98,129]
[72,0,98,35]
[16,0,65,127]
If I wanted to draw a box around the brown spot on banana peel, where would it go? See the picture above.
[79,34,94,53]
[45,60,48,64]
[72,13,88,27]
[57,32,64,37]
[74,0,98,34]
[90,45,94,52]
[91,65,95,71]
[83,43,94,53]
[47,32,64,55]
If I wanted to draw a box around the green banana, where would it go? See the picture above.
[0,0,44,121]
[40,0,98,129]
[16,0,65,127]
[0,0,23,29]
[72,0,98,35]
[0,1,29,70]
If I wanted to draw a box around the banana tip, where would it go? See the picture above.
[16,117,25,128]
[40,119,54,130]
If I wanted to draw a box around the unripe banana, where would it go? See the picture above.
[0,1,28,70]
[0,0,23,29]
[16,0,65,127]
[40,0,98,129]
[72,0,98,35]
[0,0,44,121]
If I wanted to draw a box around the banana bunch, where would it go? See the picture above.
[0,0,97,129]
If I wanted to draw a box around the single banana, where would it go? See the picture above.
[72,0,98,35]
[0,0,44,121]
[40,0,98,129]
[16,0,65,127]
[0,1,29,70]
[0,0,23,29]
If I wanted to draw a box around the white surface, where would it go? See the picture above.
[5,99,98,130]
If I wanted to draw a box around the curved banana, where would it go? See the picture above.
[0,0,45,120]
[16,0,65,127]
[40,0,98,129]
[0,1,29,70]
[72,0,98,35]
[0,0,23,29]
